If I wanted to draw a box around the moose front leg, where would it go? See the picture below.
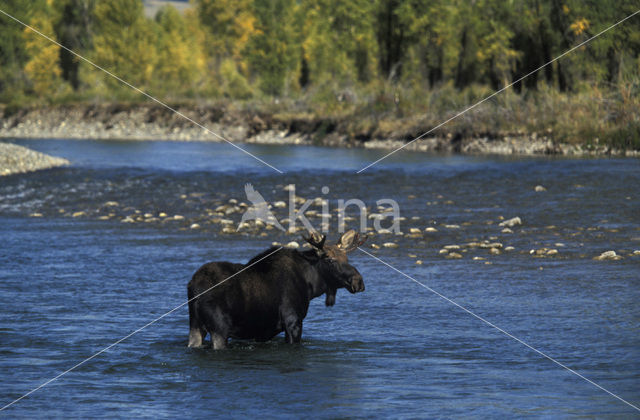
[284,316,303,344]
[211,332,228,350]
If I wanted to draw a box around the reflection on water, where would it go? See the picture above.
[0,139,638,418]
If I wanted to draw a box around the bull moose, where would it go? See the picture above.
[187,230,366,349]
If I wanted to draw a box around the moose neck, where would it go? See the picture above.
[299,251,331,301]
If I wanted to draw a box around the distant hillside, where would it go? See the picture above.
[142,0,191,18]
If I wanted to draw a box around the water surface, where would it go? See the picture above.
[1,139,638,418]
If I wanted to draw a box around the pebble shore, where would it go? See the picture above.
[0,142,69,176]
[1,104,637,156]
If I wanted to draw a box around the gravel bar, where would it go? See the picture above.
[0,142,69,176]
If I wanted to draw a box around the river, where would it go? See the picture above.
[1,139,638,418]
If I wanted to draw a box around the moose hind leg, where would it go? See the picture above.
[284,317,303,344]
[187,299,207,348]
[188,327,206,348]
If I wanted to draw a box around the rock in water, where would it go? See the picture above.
[594,250,622,261]
[0,142,69,176]
[499,217,522,227]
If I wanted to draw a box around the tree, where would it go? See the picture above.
[0,0,34,99]
[245,0,299,95]
[23,10,64,96]
[300,0,377,85]
[376,0,407,81]
[53,0,94,90]
[154,6,207,94]
[92,0,157,90]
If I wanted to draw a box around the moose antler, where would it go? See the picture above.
[303,230,326,249]
[337,229,367,253]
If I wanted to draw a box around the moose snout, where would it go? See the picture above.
[349,272,365,293]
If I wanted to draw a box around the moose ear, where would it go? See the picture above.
[338,229,367,252]
[338,229,357,249]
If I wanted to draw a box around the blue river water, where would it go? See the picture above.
[0,139,639,418]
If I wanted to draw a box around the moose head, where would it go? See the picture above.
[303,229,367,306]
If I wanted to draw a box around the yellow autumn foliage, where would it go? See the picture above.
[155,7,207,93]
[570,18,590,36]
[23,15,63,96]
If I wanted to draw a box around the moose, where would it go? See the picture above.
[187,230,366,349]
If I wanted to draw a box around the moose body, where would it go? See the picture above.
[187,230,366,349]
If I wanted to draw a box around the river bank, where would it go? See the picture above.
[1,104,638,157]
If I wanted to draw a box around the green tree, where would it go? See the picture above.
[154,6,207,94]
[195,0,256,60]
[53,0,94,90]
[300,0,377,85]
[92,0,157,90]
[0,0,36,100]
[245,0,299,95]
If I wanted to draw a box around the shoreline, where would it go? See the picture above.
[1,104,638,157]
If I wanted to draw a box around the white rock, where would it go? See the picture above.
[425,227,438,233]
[190,223,200,229]
[286,241,300,249]
[237,222,250,230]
[383,242,398,248]
[594,250,621,261]
[273,201,286,208]
[534,185,547,192]
[499,217,521,227]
